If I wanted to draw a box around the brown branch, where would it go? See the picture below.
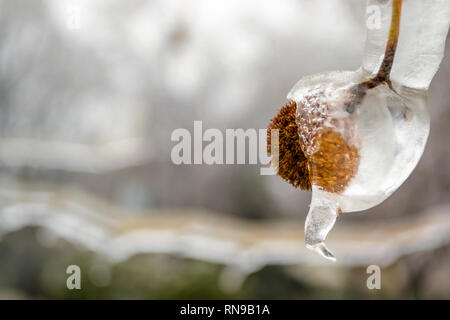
[361,0,403,89]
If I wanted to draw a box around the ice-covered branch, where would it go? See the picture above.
[363,0,450,89]
[0,137,152,173]
[0,185,450,274]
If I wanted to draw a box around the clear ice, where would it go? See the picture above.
[287,0,450,261]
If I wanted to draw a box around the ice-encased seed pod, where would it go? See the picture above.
[266,0,449,261]
[284,70,428,260]
[268,69,429,260]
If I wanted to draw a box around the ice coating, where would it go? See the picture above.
[363,0,450,90]
[283,0,450,261]
[288,69,431,261]
[295,82,360,158]
[269,0,450,261]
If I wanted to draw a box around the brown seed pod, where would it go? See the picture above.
[268,98,360,194]
[265,0,418,261]
[267,101,311,190]
[309,128,359,194]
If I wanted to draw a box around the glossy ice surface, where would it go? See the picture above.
[288,70,430,260]
[287,0,450,261]
[364,0,450,90]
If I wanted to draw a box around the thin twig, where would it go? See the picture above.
[362,0,403,89]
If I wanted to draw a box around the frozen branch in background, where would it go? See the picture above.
[0,137,152,173]
[0,184,450,275]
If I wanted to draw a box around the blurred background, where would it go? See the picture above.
[0,0,449,299]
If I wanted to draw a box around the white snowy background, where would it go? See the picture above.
[0,0,449,299]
